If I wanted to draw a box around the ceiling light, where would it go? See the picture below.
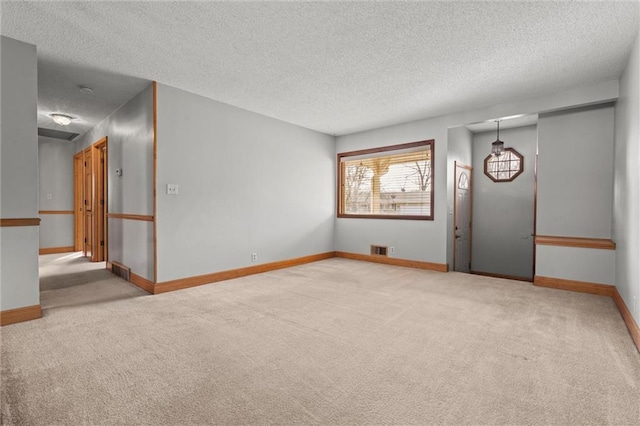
[499,114,525,121]
[79,86,94,94]
[491,120,504,157]
[51,114,73,126]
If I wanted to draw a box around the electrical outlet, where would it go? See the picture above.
[251,252,258,262]
[167,184,179,195]
[390,246,395,254]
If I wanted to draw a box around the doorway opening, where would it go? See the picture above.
[451,118,538,281]
[74,137,108,262]
[453,162,472,273]
[471,125,536,281]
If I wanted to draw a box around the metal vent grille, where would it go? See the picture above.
[38,127,79,141]
[110,262,130,281]
[370,245,388,256]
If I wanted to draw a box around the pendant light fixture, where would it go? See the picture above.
[491,120,505,156]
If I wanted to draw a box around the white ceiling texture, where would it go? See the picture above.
[1,1,638,138]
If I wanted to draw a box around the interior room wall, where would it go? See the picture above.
[38,136,74,250]
[446,126,473,268]
[536,103,616,285]
[613,32,640,323]
[335,124,449,264]
[538,105,615,238]
[0,36,40,311]
[155,83,336,283]
[335,80,619,269]
[471,125,537,279]
[74,84,154,280]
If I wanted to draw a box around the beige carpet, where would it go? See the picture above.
[1,253,639,425]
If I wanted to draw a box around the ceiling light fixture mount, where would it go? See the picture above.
[491,120,505,157]
[79,85,94,94]
[50,113,73,126]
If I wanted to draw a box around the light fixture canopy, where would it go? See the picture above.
[51,113,73,126]
[491,120,505,156]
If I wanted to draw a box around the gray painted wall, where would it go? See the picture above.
[471,125,536,279]
[335,125,448,264]
[537,105,615,239]
[75,84,154,280]
[335,81,618,268]
[38,136,74,248]
[155,83,335,283]
[613,32,640,323]
[446,126,473,268]
[536,245,615,285]
[536,104,616,286]
[0,36,40,311]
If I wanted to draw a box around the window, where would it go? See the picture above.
[484,148,523,182]
[338,140,434,220]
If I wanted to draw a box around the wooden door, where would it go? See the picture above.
[83,148,93,258]
[454,162,472,272]
[94,142,107,262]
[74,152,84,251]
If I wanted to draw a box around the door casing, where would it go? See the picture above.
[453,161,473,272]
[75,137,108,262]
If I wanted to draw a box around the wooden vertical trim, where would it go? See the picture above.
[102,141,108,261]
[613,288,640,353]
[74,151,84,251]
[533,153,538,278]
[0,305,42,326]
[83,146,92,258]
[452,161,457,272]
[152,81,158,284]
[90,137,108,262]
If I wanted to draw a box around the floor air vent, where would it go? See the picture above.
[370,245,388,256]
[110,262,131,281]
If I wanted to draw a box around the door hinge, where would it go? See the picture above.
[100,241,104,246]
[101,158,104,164]
[100,199,104,205]
[84,161,87,167]
[84,238,87,243]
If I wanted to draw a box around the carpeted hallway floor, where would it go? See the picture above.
[1,253,639,425]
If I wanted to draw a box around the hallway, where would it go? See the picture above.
[39,252,147,312]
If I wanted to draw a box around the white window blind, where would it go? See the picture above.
[338,140,434,220]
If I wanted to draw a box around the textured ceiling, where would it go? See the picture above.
[1,1,638,136]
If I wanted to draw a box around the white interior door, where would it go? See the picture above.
[454,163,472,272]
